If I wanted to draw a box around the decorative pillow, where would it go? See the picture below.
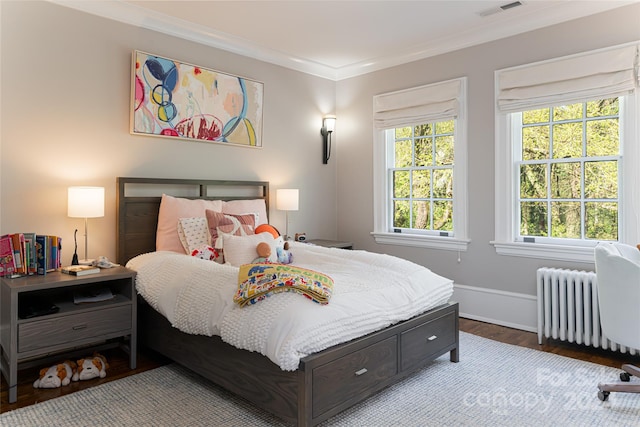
[206,210,256,250]
[157,194,223,253]
[222,199,268,226]
[177,217,211,254]
[222,233,277,267]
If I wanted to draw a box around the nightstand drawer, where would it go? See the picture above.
[18,305,132,353]
[312,336,397,417]
[400,311,456,371]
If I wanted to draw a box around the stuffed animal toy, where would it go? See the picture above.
[276,241,293,264]
[255,224,280,239]
[191,245,219,261]
[33,360,77,388]
[252,241,272,263]
[74,353,109,381]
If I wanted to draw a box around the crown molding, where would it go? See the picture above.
[49,0,339,80]
[49,0,634,82]
[333,1,635,80]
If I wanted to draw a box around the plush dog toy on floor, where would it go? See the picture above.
[73,353,109,381]
[33,360,77,388]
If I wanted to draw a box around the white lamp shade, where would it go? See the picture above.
[68,187,105,218]
[276,189,299,211]
[324,115,336,132]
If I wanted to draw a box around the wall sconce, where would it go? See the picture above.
[321,115,336,164]
[68,186,105,265]
[276,189,299,241]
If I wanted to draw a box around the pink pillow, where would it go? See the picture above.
[222,199,268,226]
[206,210,256,249]
[156,194,223,253]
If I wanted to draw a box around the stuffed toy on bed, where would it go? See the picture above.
[73,353,109,381]
[252,241,273,263]
[191,245,219,261]
[253,224,293,264]
[33,360,77,388]
[276,241,293,264]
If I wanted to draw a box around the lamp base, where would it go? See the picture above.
[78,259,95,266]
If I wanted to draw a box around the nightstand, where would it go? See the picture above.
[305,239,353,249]
[0,266,137,403]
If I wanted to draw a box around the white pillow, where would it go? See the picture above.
[222,233,277,267]
[177,217,211,254]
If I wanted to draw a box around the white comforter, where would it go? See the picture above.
[127,242,453,370]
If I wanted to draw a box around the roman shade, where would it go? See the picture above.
[373,78,463,129]
[497,42,639,113]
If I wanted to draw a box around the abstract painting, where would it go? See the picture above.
[131,51,263,147]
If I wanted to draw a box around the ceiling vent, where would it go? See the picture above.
[478,1,523,17]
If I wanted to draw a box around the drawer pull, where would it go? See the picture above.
[355,368,368,376]
[72,324,88,330]
[427,335,438,341]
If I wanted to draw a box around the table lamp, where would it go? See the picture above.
[276,189,299,241]
[68,186,105,265]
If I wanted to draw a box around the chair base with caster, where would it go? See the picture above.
[597,364,640,401]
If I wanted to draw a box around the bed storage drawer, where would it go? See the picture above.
[18,305,132,353]
[312,335,397,417]
[400,311,456,371]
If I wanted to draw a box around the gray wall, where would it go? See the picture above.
[336,3,640,296]
[0,1,336,264]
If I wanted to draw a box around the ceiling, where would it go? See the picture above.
[53,0,636,80]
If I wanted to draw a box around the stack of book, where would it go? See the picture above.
[61,265,100,276]
[0,233,62,278]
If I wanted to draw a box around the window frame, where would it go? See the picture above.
[372,77,469,251]
[493,93,639,263]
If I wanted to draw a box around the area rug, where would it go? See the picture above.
[2,332,639,426]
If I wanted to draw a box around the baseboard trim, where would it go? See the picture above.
[453,283,537,333]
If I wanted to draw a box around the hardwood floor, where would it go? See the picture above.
[459,318,640,369]
[2,318,638,414]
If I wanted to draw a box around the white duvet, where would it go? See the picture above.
[127,242,453,371]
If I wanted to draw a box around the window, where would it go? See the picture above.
[372,78,469,251]
[516,99,620,242]
[494,43,639,262]
[389,121,455,234]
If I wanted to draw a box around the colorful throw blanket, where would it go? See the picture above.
[234,263,334,307]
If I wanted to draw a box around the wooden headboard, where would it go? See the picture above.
[116,177,269,265]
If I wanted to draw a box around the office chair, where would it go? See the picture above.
[594,242,640,401]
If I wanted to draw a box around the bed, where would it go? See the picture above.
[116,177,459,426]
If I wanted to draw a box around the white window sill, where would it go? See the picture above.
[371,232,470,251]
[491,241,595,264]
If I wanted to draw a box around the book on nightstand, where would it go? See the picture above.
[0,234,17,277]
[35,235,47,275]
[61,265,100,276]
[10,233,26,275]
[23,233,37,275]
